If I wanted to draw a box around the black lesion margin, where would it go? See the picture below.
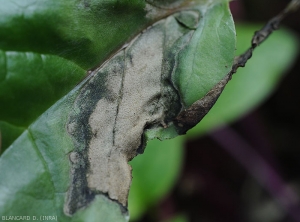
[174,0,300,135]
[65,70,118,215]
[136,18,193,154]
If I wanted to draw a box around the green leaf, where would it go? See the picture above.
[0,0,149,69]
[187,24,299,138]
[0,0,235,221]
[0,92,77,221]
[0,52,85,126]
[0,121,25,151]
[163,215,189,222]
[128,137,184,221]
[0,132,57,217]
[173,3,235,107]
[72,195,128,222]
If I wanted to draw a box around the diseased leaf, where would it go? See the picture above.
[0,0,189,151]
[0,0,235,221]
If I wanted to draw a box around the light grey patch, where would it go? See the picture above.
[64,52,125,215]
[65,10,201,215]
[87,24,167,207]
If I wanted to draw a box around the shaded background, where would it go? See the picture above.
[135,1,300,221]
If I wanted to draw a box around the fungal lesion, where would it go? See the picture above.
[64,8,204,216]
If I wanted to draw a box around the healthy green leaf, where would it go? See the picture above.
[173,3,235,107]
[128,137,184,220]
[72,195,128,222]
[163,215,189,222]
[0,121,25,151]
[0,0,149,69]
[0,52,85,127]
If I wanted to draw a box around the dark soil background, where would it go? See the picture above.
[139,1,300,221]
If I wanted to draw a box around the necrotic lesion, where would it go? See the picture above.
[64,9,201,214]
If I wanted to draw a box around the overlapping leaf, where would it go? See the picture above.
[187,24,299,138]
